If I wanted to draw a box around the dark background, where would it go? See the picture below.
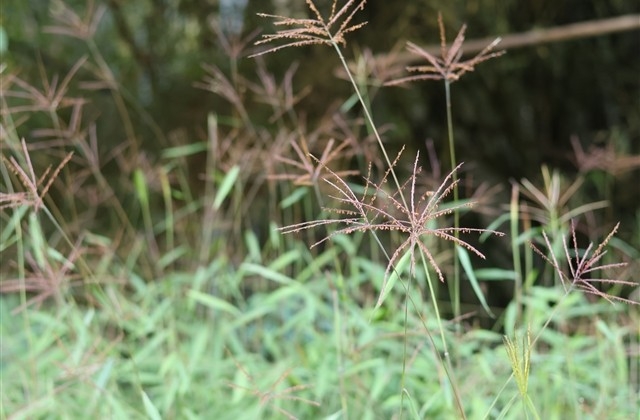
[5,0,640,244]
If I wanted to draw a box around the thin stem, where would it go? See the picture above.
[444,80,461,324]
[525,394,542,420]
[420,250,466,419]
[483,288,572,419]
[422,253,448,355]
[87,39,139,163]
[324,20,465,418]
[399,270,410,419]
[329,41,409,212]
[331,284,349,420]
[510,185,523,317]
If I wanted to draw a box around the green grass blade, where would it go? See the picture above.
[457,246,494,317]
[474,268,517,281]
[213,165,240,210]
[141,390,162,420]
[375,249,411,310]
[187,290,241,316]
[161,142,208,159]
[28,212,46,269]
[280,187,308,209]
[133,168,149,210]
[240,262,295,285]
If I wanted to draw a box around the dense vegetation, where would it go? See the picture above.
[2,1,638,418]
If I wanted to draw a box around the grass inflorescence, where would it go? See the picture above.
[2,1,639,419]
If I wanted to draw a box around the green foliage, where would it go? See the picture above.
[2,1,638,419]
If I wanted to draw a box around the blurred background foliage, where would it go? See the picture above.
[2,1,639,417]
[3,0,639,271]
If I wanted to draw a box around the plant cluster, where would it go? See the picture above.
[2,1,638,419]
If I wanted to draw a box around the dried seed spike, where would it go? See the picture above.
[335,0,367,36]
[535,220,635,304]
[592,222,619,258]
[387,14,504,85]
[8,156,38,199]
[20,139,37,188]
[446,24,467,66]
[410,151,420,217]
[252,0,366,57]
[438,12,447,60]
[40,151,73,202]
[306,0,324,23]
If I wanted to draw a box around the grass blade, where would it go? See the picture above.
[188,290,241,316]
[214,165,240,210]
[457,246,494,317]
[141,390,162,420]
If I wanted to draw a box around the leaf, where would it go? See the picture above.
[161,142,208,159]
[375,249,411,310]
[340,92,360,113]
[503,300,518,338]
[157,246,189,270]
[213,165,240,209]
[240,262,295,285]
[1,206,28,250]
[28,212,46,269]
[474,268,517,281]
[141,390,162,420]
[244,230,262,263]
[279,187,308,209]
[187,290,241,316]
[268,249,302,272]
[0,26,8,55]
[132,169,149,210]
[457,246,494,317]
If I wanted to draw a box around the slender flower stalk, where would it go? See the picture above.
[503,327,541,420]
[531,219,637,305]
[280,152,504,299]
[251,4,506,417]
[386,13,504,321]
[250,0,409,213]
[485,219,635,419]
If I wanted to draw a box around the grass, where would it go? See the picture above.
[2,1,639,419]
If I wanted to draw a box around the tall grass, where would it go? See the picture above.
[2,1,639,419]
